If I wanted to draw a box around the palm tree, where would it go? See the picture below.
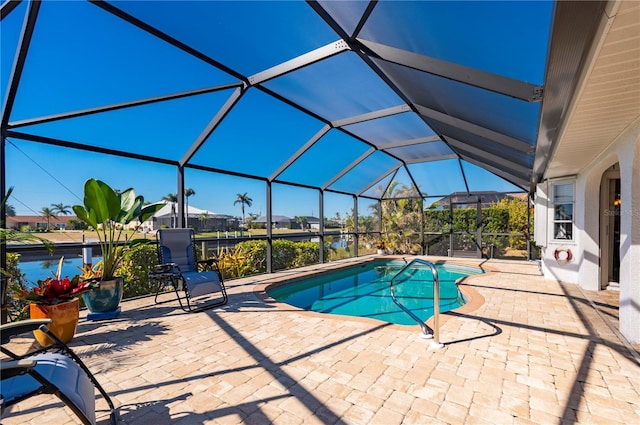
[162,193,178,228]
[4,203,15,216]
[39,207,57,231]
[185,188,195,227]
[234,192,252,231]
[50,202,72,216]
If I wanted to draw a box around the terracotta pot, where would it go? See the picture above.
[29,298,80,347]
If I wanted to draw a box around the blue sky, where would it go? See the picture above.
[2,1,550,219]
[0,1,357,218]
[5,137,360,219]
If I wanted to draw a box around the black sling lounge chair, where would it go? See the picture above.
[150,228,228,312]
[1,319,117,425]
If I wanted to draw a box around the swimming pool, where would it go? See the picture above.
[267,260,483,326]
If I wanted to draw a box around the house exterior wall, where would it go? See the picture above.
[618,125,640,342]
[141,215,238,232]
[6,216,76,230]
[535,121,640,342]
[536,177,580,284]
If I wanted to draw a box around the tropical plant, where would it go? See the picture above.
[215,246,250,279]
[77,262,104,281]
[376,182,422,254]
[422,199,530,256]
[50,202,72,216]
[115,243,158,298]
[358,214,375,233]
[4,202,15,216]
[234,192,252,228]
[4,252,28,320]
[344,212,355,233]
[12,257,94,306]
[39,206,57,231]
[491,196,532,250]
[213,239,328,279]
[72,178,163,280]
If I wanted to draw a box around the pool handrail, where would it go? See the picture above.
[389,258,443,348]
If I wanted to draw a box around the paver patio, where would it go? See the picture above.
[2,257,639,424]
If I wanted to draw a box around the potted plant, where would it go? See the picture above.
[72,178,163,319]
[12,257,94,346]
[375,240,387,255]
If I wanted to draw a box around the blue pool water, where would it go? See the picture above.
[267,260,483,326]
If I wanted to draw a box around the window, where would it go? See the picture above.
[552,182,574,240]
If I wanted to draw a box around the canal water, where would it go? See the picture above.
[18,256,99,286]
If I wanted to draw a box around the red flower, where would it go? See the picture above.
[14,275,96,306]
[12,257,98,306]
[70,280,93,295]
[48,277,71,296]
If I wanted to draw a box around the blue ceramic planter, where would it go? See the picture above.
[83,277,123,314]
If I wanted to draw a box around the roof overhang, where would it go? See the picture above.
[535,0,640,183]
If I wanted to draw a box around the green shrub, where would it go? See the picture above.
[425,207,511,254]
[227,240,267,277]
[4,252,29,321]
[293,241,322,267]
[214,239,325,278]
[116,244,159,298]
[216,242,264,279]
[272,239,298,271]
[327,245,352,261]
[481,208,510,254]
[66,218,88,230]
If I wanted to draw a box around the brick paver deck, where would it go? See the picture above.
[2,257,639,424]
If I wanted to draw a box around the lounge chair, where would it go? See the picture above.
[150,228,228,312]
[0,319,117,425]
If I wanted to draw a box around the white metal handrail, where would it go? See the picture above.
[389,258,443,349]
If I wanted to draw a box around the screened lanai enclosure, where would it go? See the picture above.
[1,2,604,290]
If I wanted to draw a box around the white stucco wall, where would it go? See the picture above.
[537,120,640,342]
[537,177,579,284]
[617,125,640,342]
[578,154,618,291]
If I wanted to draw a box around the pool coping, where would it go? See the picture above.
[253,256,495,333]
